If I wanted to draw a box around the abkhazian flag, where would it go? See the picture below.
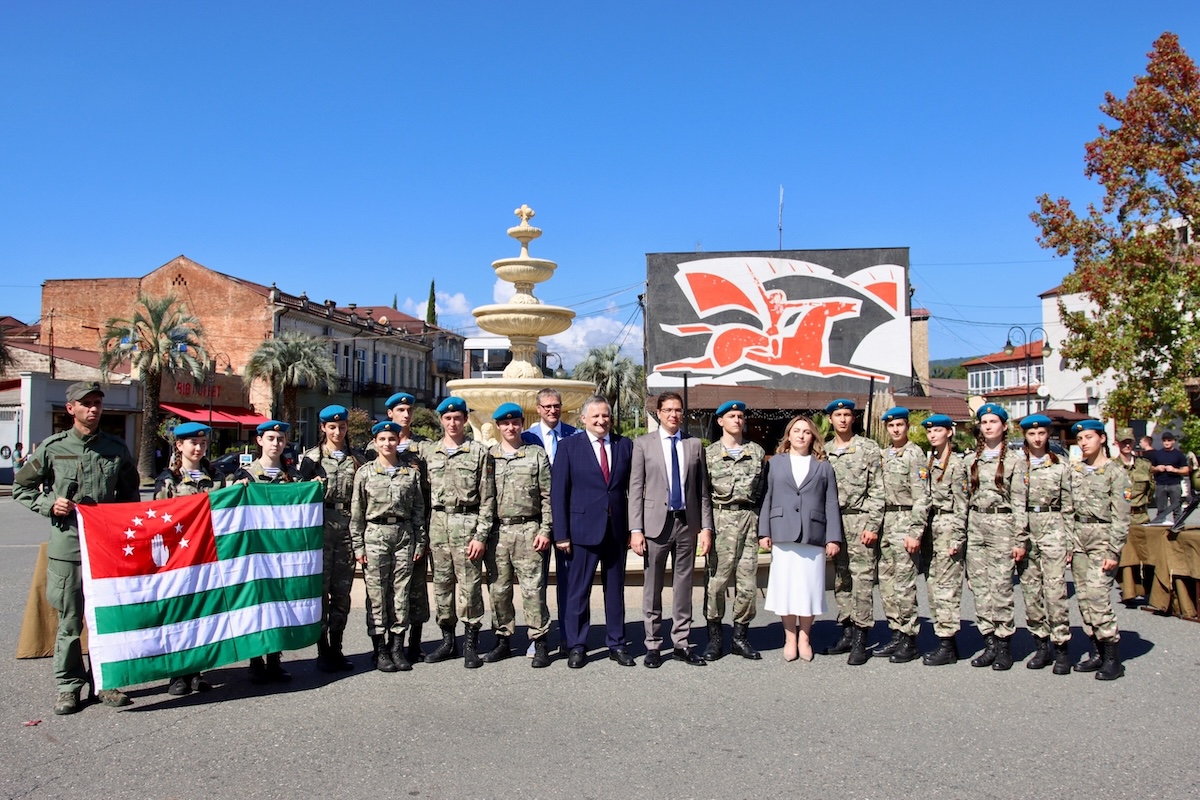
[76,482,324,690]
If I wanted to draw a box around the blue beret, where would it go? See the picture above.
[922,414,954,430]
[386,392,415,410]
[825,398,855,414]
[1071,419,1105,435]
[493,403,524,421]
[975,403,1009,424]
[173,422,211,439]
[319,404,349,422]
[372,421,402,436]
[882,407,909,422]
[1020,414,1053,431]
[715,400,747,418]
[257,420,291,435]
[436,397,467,416]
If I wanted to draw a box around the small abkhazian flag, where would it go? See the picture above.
[76,482,324,690]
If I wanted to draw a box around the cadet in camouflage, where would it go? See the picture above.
[483,404,553,667]
[702,400,767,661]
[1066,419,1129,680]
[823,399,884,665]
[1115,428,1153,525]
[919,415,968,666]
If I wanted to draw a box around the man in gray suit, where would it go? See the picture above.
[629,391,715,667]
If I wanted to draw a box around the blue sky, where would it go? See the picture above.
[2,2,1197,366]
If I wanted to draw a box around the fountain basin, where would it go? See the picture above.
[473,304,575,338]
[491,257,558,287]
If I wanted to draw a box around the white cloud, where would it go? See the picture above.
[493,278,516,304]
[401,291,475,329]
[544,314,644,372]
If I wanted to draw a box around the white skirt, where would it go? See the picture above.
[764,541,827,617]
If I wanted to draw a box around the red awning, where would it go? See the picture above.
[159,402,268,429]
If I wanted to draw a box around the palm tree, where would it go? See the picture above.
[244,332,337,431]
[573,344,642,427]
[99,294,208,483]
[0,326,16,373]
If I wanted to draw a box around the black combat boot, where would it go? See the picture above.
[265,652,291,682]
[424,624,458,664]
[889,633,919,664]
[1095,640,1125,681]
[373,635,397,672]
[847,626,872,666]
[328,629,353,671]
[248,655,269,684]
[1073,636,1103,672]
[315,631,335,672]
[823,622,855,655]
[531,637,551,668]
[390,633,412,672]
[1026,636,1050,670]
[702,620,725,661]
[990,636,1013,671]
[1051,641,1072,675]
[731,622,761,660]
[482,633,511,663]
[876,629,904,657]
[405,623,424,665]
[922,636,958,666]
[970,634,997,668]
[463,625,483,669]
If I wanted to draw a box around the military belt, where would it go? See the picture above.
[932,507,955,516]
[433,504,480,513]
[714,502,754,511]
[371,515,407,524]
[1075,514,1110,524]
[1131,504,1147,513]
[970,507,1012,514]
[499,515,538,525]
[325,501,350,512]
[884,504,913,512]
[843,508,867,516]
[1027,505,1061,513]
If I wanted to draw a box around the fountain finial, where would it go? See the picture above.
[514,204,536,226]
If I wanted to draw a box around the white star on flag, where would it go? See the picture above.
[179,538,190,548]
[175,523,183,533]
[123,544,134,556]
[124,529,135,539]
[162,513,173,523]
[132,516,143,527]
[146,508,157,518]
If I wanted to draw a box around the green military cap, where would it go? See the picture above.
[1117,428,1135,442]
[66,381,104,402]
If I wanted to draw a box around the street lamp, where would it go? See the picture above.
[1003,327,1051,420]
[545,352,568,380]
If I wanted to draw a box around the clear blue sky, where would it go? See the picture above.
[3,2,1197,366]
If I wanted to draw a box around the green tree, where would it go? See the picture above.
[0,326,16,373]
[1031,32,1200,425]
[573,344,642,427]
[243,332,337,432]
[426,280,438,326]
[99,294,208,483]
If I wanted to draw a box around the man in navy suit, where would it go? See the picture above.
[551,395,635,668]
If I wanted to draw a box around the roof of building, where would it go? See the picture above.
[7,341,131,373]
[1039,284,1063,298]
[961,340,1044,368]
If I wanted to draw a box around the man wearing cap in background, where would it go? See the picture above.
[485,404,553,667]
[702,400,767,661]
[1147,431,1189,521]
[299,405,364,672]
[13,381,140,715]
[1115,428,1153,526]
[823,398,884,665]
[420,397,496,668]
[875,407,928,664]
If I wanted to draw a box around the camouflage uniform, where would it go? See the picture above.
[421,439,496,627]
[1011,454,1074,646]
[703,440,767,624]
[1068,461,1131,643]
[154,464,224,499]
[300,445,364,642]
[878,441,929,637]
[924,450,968,638]
[234,460,304,484]
[368,437,433,628]
[13,428,140,696]
[350,454,427,637]
[963,447,1027,638]
[1119,455,1154,525]
[827,435,885,628]
[486,443,552,639]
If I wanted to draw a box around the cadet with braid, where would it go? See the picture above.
[963,404,1027,671]
[920,415,968,666]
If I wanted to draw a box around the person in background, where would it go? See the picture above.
[1116,429,1153,526]
[1147,432,1189,520]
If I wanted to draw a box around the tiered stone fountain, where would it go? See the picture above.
[446,205,596,443]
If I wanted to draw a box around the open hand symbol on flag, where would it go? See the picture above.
[151,534,169,567]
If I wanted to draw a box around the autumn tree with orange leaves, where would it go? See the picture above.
[1032,32,1200,429]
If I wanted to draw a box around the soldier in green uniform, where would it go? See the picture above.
[1067,419,1130,681]
[350,420,427,672]
[963,403,1027,671]
[1011,414,1074,674]
[920,414,968,666]
[702,400,766,661]
[154,421,223,696]
[13,381,140,715]
[823,398,884,666]
[420,397,496,669]
[233,420,305,683]
[298,405,363,673]
[875,407,928,664]
[483,403,553,668]
[1115,428,1153,525]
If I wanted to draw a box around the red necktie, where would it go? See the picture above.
[598,437,610,483]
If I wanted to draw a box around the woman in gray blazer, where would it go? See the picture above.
[758,416,843,661]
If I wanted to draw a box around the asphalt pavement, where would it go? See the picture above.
[1,494,1198,799]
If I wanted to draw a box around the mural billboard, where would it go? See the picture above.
[645,248,911,393]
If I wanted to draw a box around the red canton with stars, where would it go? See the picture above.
[79,493,219,579]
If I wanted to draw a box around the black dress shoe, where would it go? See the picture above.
[567,648,587,669]
[673,647,707,666]
[609,648,636,667]
[643,649,663,668]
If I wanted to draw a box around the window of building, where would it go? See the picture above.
[355,349,367,383]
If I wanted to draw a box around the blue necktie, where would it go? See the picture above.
[546,427,557,463]
[669,436,683,511]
